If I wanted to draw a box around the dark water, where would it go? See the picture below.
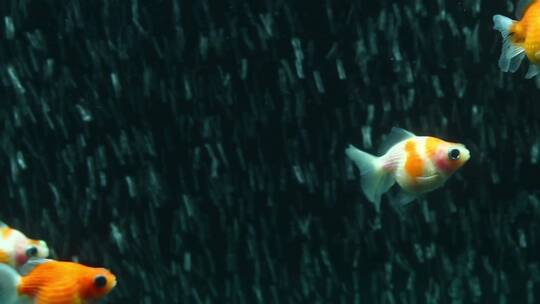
[0,0,539,303]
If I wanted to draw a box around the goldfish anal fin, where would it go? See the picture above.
[377,127,416,155]
[36,280,78,304]
[516,0,534,18]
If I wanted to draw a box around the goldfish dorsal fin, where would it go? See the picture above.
[377,127,416,155]
[19,258,53,276]
[516,0,534,18]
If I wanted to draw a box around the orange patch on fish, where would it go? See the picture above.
[2,228,13,240]
[424,136,445,159]
[517,1,540,64]
[404,139,424,180]
[0,251,9,264]
[27,239,39,245]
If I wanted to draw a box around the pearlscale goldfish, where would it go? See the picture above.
[493,0,540,78]
[0,223,49,270]
[0,259,116,304]
[346,128,470,211]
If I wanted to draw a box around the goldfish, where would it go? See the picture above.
[345,128,470,211]
[0,258,117,304]
[493,0,540,78]
[0,222,49,270]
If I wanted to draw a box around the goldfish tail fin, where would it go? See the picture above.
[346,145,394,212]
[493,15,525,73]
[515,0,534,19]
[0,264,21,304]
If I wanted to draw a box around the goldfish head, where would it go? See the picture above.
[432,142,470,176]
[25,240,49,259]
[78,267,117,300]
[14,240,49,267]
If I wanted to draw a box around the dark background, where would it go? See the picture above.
[0,0,539,303]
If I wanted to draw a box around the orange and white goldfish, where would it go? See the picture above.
[0,259,117,304]
[493,0,540,78]
[346,128,470,211]
[0,223,49,270]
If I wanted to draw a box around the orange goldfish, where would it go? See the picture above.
[0,259,117,304]
[346,128,470,211]
[493,0,540,78]
[0,223,49,270]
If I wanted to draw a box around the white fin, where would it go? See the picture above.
[515,0,533,18]
[526,64,540,79]
[0,264,21,304]
[377,127,416,155]
[493,14,525,72]
[19,258,52,276]
[508,52,526,72]
[346,145,395,212]
[390,191,419,211]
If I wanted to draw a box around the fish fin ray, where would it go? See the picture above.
[36,280,79,304]
[377,127,416,155]
[493,15,525,72]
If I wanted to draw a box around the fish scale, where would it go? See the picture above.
[525,4,540,63]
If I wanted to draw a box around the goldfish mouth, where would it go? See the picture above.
[461,148,471,162]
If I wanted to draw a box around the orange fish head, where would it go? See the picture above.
[432,143,470,175]
[79,267,117,300]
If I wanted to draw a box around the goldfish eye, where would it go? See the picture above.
[94,275,108,288]
[448,149,460,160]
[25,247,38,257]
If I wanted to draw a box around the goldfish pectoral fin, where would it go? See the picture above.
[0,264,21,304]
[19,258,52,276]
[525,64,540,79]
[416,175,439,184]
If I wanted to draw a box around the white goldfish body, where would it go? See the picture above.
[0,222,50,270]
[346,128,470,212]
